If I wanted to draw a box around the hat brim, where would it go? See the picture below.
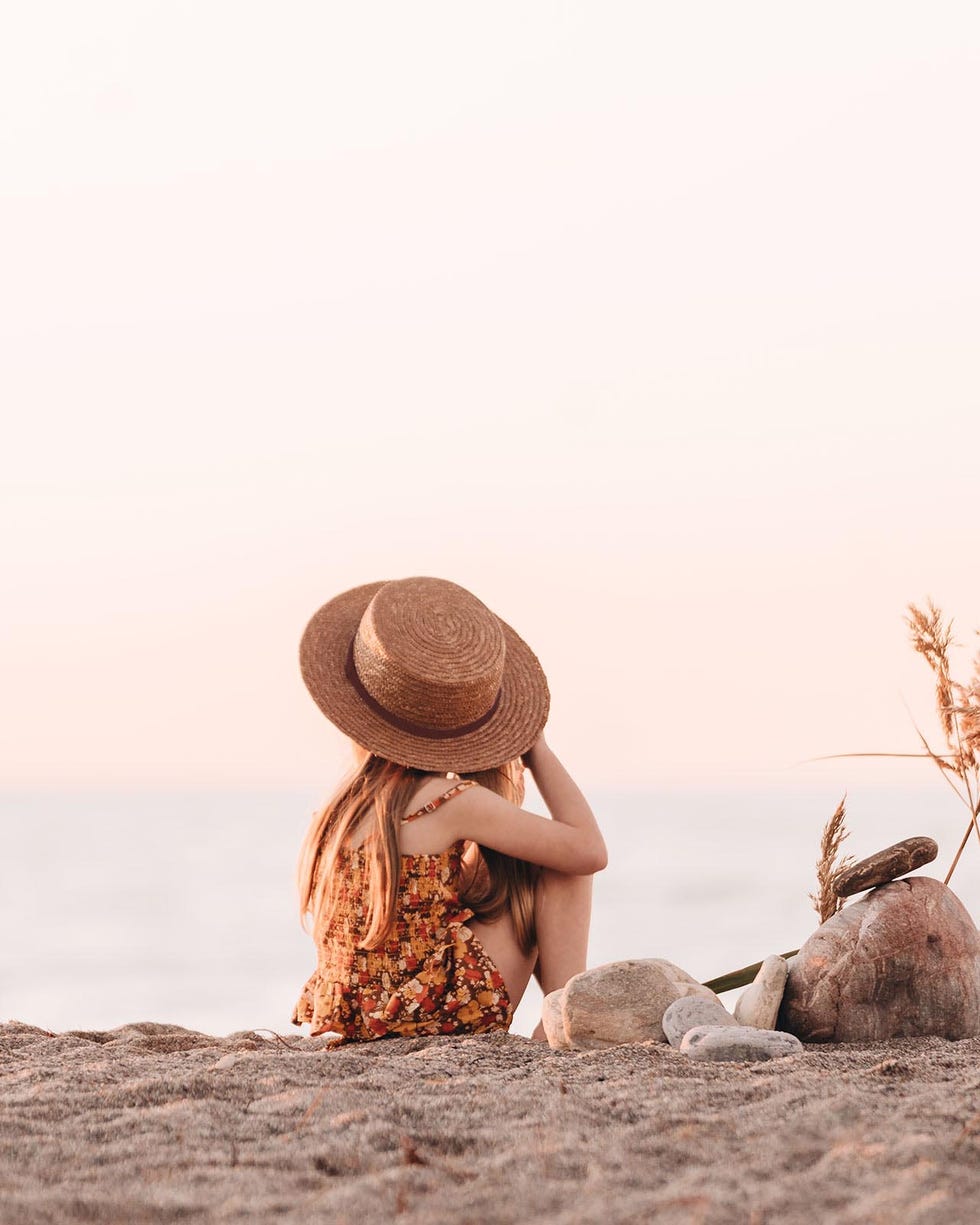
[299,581,550,772]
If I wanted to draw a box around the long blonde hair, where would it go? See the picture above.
[297,752,537,954]
[457,760,538,955]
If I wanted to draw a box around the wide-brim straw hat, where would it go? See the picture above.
[300,577,550,772]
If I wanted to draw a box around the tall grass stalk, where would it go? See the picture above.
[818,601,980,885]
[810,796,853,923]
[903,602,980,883]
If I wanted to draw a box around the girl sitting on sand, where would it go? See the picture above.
[291,576,606,1042]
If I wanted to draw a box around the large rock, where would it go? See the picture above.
[734,955,788,1029]
[779,876,980,1042]
[833,836,938,897]
[560,959,720,1049]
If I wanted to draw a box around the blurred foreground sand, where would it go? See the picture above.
[2,1021,979,1223]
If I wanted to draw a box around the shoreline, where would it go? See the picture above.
[3,1021,979,1223]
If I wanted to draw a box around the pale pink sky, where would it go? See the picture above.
[3,3,979,787]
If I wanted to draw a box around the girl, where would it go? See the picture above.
[291,576,606,1042]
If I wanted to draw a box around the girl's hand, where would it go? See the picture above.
[522,732,547,772]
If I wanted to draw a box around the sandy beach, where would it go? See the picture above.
[2,1021,979,1224]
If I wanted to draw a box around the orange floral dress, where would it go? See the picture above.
[291,780,513,1042]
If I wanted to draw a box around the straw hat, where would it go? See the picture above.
[300,577,550,772]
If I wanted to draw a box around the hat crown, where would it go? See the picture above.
[352,578,505,732]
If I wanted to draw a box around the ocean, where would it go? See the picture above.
[3,783,978,1039]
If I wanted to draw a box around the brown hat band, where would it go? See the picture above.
[344,639,502,740]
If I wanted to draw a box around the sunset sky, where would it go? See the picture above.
[3,2,979,788]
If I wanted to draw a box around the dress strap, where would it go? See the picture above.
[402,779,479,824]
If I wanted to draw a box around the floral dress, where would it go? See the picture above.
[291,780,513,1041]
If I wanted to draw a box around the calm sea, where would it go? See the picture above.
[3,783,977,1039]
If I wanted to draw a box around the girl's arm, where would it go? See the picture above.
[445,735,607,875]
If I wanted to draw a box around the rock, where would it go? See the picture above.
[734,955,789,1029]
[779,876,980,1042]
[662,995,737,1048]
[679,1025,803,1063]
[541,989,569,1050]
[561,959,719,1048]
[833,836,939,897]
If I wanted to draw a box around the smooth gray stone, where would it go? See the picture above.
[780,876,980,1042]
[662,995,736,1048]
[679,1024,804,1063]
[833,836,939,897]
[734,955,789,1029]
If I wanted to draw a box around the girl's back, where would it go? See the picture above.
[293,779,512,1041]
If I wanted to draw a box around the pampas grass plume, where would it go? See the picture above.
[810,796,853,924]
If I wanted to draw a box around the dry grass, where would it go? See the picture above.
[907,601,957,743]
[904,601,980,884]
[812,602,980,886]
[809,796,853,923]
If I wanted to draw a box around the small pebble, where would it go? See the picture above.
[541,989,569,1050]
[679,1024,803,1063]
[662,995,736,1048]
[833,836,938,897]
[734,955,788,1030]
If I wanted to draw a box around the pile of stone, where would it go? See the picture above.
[661,962,802,1062]
[541,834,980,1057]
[541,955,802,1063]
[780,836,980,1042]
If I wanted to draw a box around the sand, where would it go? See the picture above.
[2,1020,979,1224]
